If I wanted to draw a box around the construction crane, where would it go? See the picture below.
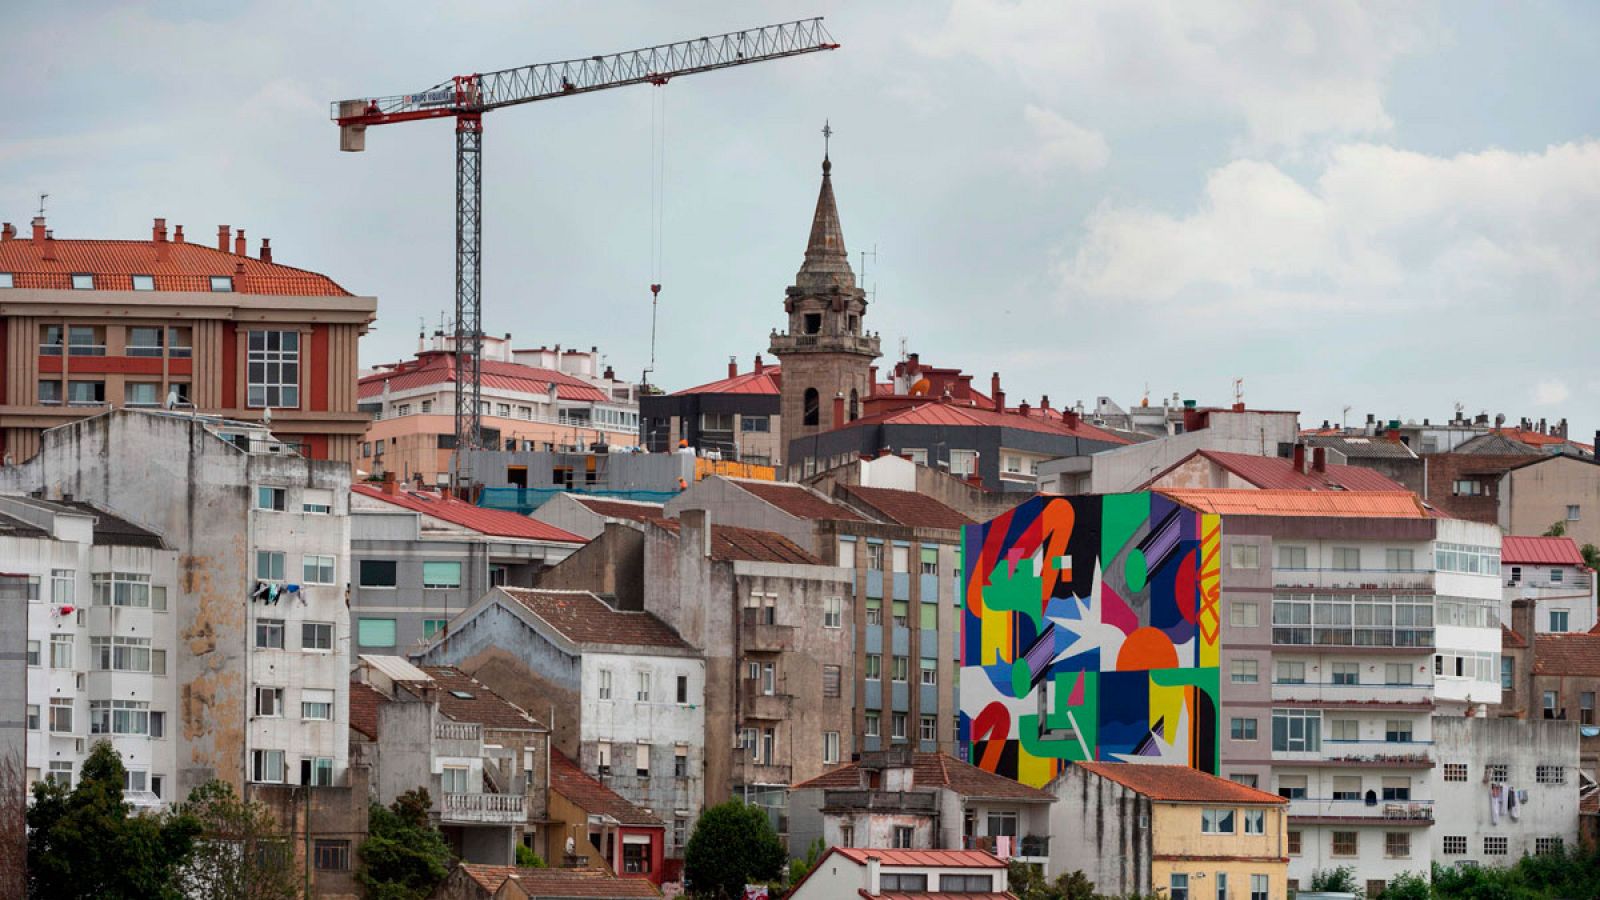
[332,19,839,489]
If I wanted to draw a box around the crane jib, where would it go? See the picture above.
[403,89,457,109]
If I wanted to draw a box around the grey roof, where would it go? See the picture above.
[11,498,165,548]
[1305,435,1419,460]
[1453,433,1544,456]
[0,511,47,540]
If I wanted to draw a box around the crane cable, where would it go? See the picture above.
[645,84,667,386]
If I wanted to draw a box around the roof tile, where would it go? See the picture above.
[1533,633,1600,677]
[458,862,661,897]
[791,752,1052,801]
[1503,625,1530,649]
[737,481,867,522]
[420,666,546,731]
[844,401,1131,444]
[1074,762,1288,805]
[838,485,973,530]
[348,681,385,740]
[1181,450,1409,492]
[572,497,666,523]
[0,236,351,295]
[502,588,693,650]
[549,750,664,827]
[353,484,586,543]
[647,518,822,565]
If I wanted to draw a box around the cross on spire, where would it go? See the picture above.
[821,120,833,174]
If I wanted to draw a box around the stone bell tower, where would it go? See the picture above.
[769,137,880,467]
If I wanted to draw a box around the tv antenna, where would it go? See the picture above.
[858,243,877,302]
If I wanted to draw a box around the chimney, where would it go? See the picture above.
[1366,413,1376,425]
[867,363,875,384]
[0,222,13,241]
[41,229,55,261]
[1312,447,1327,473]
[152,218,168,242]
[990,373,1005,413]
[234,229,246,256]
[679,508,711,558]
[1232,401,1245,412]
[1018,401,1030,418]
[1386,428,1401,442]
[31,216,46,244]
[1041,395,1051,412]
[866,856,881,897]
[908,352,920,371]
[833,394,845,426]
[217,225,230,252]
[728,357,738,379]
[1292,443,1307,473]
[1064,409,1080,429]
[602,365,614,380]
[259,238,272,263]
[382,470,398,495]
[174,224,185,242]
[756,355,766,374]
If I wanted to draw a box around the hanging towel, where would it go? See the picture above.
[251,581,270,602]
[1518,789,1529,805]
[995,835,1013,859]
[1507,787,1520,821]
[1490,783,1502,825]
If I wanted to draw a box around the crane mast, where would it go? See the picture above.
[332,19,838,491]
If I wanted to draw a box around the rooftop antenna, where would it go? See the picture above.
[37,193,48,217]
[1342,405,1352,430]
[858,243,878,303]
[1232,377,1244,407]
[898,336,908,364]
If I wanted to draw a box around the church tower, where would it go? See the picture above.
[770,142,880,467]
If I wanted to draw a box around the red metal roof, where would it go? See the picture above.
[0,234,351,296]
[359,351,609,403]
[737,481,867,521]
[831,848,1007,868]
[1075,762,1287,805]
[668,366,782,396]
[1502,535,1586,566]
[1159,489,1431,519]
[843,400,1130,444]
[352,484,586,543]
[1159,449,1408,492]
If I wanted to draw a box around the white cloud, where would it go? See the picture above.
[1060,141,1600,316]
[1534,380,1571,406]
[1017,105,1109,173]
[917,0,1430,150]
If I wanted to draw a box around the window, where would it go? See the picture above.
[38,380,62,405]
[636,743,651,778]
[1382,776,1411,801]
[949,449,978,477]
[674,744,689,777]
[1243,808,1265,834]
[1230,602,1259,628]
[1537,764,1566,784]
[865,597,882,625]
[1568,505,1581,521]
[93,572,153,607]
[0,273,11,288]
[1275,661,1306,684]
[1385,832,1410,859]
[1287,830,1302,855]
[168,326,192,358]
[1272,709,1321,752]
[47,761,72,788]
[942,875,995,892]
[823,595,842,629]
[920,715,937,742]
[302,555,335,585]
[254,686,283,718]
[890,828,916,851]
[1230,544,1259,569]
[1453,478,1482,496]
[1443,835,1467,855]
[1386,548,1415,570]
[246,330,299,407]
[1201,808,1235,834]
[892,712,907,739]
[740,415,770,432]
[920,547,939,575]
[125,382,160,407]
[251,749,285,783]
[1230,774,1259,788]
[597,669,613,700]
[67,325,104,356]
[49,698,73,733]
[1484,836,1508,855]
[824,731,840,764]
[598,741,614,775]
[1436,541,1501,574]
[637,671,651,701]
[1444,763,1468,782]
[302,622,333,651]
[892,600,909,627]
[1231,659,1259,684]
[422,561,462,589]
[1510,565,1523,584]
[1584,693,1596,725]
[1278,545,1308,569]
[1332,776,1362,801]
[802,387,819,426]
[314,840,350,871]
[865,654,881,679]
[1551,610,1571,633]
[441,766,469,793]
[1385,663,1414,686]
[1552,568,1566,584]
[1331,719,1359,742]
[1169,873,1189,900]
[1332,662,1360,685]
[920,602,938,629]
[864,712,880,737]
[49,634,72,669]
[823,666,841,699]
[255,619,285,650]
[255,550,286,582]
[892,657,909,682]
[26,705,38,731]
[1536,837,1563,855]
[1215,874,1228,900]
[71,273,95,290]
[90,700,151,735]
[676,675,689,704]
[68,380,106,405]
[1231,718,1258,741]
[1332,546,1361,570]
[1544,690,1560,717]
[91,636,155,672]
[358,560,397,588]
[622,841,652,874]
[301,689,333,720]
[1385,719,1413,743]
[905,448,928,465]
[920,664,937,686]
[1250,874,1269,900]
[1332,831,1358,857]
[210,275,234,292]
[1487,763,1509,783]
[866,543,884,570]
[357,618,396,648]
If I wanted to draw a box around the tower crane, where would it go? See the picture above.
[332,19,839,489]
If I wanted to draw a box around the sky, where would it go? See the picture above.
[4,1,1599,438]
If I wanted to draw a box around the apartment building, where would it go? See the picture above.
[1164,488,1502,890]
[639,356,782,465]
[1432,717,1580,868]
[1,495,177,804]
[350,656,550,865]
[787,847,1007,900]
[411,587,704,859]
[1501,535,1596,635]
[0,409,353,799]
[0,216,376,463]
[357,333,640,485]
[348,479,583,657]
[548,750,667,885]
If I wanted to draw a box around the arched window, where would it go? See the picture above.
[803,388,820,426]
[849,388,860,421]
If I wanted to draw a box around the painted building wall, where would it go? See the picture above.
[1152,801,1289,900]
[960,493,1221,787]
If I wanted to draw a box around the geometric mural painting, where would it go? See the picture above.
[958,492,1222,788]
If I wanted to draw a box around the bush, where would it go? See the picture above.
[358,789,453,900]
[682,801,784,899]
[515,844,546,868]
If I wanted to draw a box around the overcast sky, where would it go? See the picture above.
[5,2,1598,437]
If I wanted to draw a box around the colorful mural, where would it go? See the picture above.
[958,492,1221,787]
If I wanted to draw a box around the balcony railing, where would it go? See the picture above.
[1509,577,1594,594]
[1273,627,1434,649]
[963,834,1050,857]
[440,792,527,825]
[822,790,938,814]
[741,680,792,720]
[1275,569,1434,591]
[1271,682,1433,705]
[734,758,792,786]
[435,721,481,742]
[768,332,881,356]
[1288,797,1434,823]
[741,620,796,652]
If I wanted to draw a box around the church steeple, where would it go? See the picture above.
[798,142,855,291]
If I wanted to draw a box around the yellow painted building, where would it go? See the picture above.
[1049,762,1289,899]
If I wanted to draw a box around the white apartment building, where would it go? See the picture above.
[787,847,1006,900]
[0,409,353,799]
[1432,717,1580,867]
[1177,487,1503,894]
[1,495,178,806]
[1500,535,1596,635]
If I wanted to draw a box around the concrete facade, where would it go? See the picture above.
[1500,455,1600,549]
[1432,717,1580,868]
[1046,407,1302,495]
[0,410,352,800]
[787,847,1006,900]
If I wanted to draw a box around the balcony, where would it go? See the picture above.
[741,680,792,720]
[440,792,527,825]
[964,835,1050,858]
[1274,742,1434,769]
[741,620,796,653]
[1271,682,1433,708]
[768,331,881,357]
[1287,797,1434,826]
[434,721,481,742]
[822,790,938,814]
[1508,577,1593,597]
[734,758,792,786]
[1275,569,1434,592]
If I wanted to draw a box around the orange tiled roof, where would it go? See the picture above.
[790,752,1052,801]
[844,400,1131,444]
[572,496,665,523]
[1074,762,1288,805]
[646,518,822,565]
[458,863,662,896]
[1158,489,1431,519]
[831,848,1007,868]
[1533,633,1600,677]
[419,666,546,731]
[359,351,608,403]
[502,588,693,651]
[1165,449,1409,492]
[737,481,868,522]
[838,484,974,530]
[0,233,351,296]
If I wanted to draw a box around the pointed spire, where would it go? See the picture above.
[798,122,855,290]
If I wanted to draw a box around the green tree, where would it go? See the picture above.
[1582,543,1600,571]
[1383,871,1431,900]
[357,789,453,900]
[1309,866,1363,897]
[1007,860,1097,900]
[1544,521,1567,538]
[176,779,301,899]
[787,837,827,887]
[26,740,200,900]
[515,844,546,868]
[682,801,784,899]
